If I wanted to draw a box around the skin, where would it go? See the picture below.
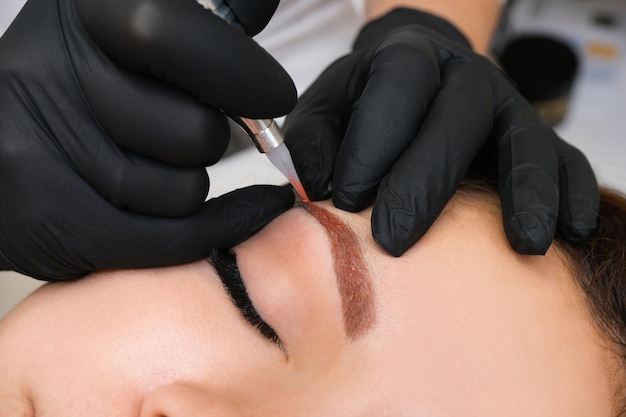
[366,0,502,54]
[0,193,619,417]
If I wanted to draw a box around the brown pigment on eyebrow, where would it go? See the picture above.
[302,203,376,339]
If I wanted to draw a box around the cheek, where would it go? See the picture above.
[113,273,288,393]
[25,268,286,415]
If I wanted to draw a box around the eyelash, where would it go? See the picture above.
[208,249,282,348]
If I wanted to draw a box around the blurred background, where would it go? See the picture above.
[2,0,626,318]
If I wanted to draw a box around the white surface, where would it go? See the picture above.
[254,0,362,95]
[0,272,42,318]
[0,0,23,35]
[206,147,290,198]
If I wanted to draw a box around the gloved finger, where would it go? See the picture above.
[89,185,295,271]
[102,151,211,216]
[492,97,560,255]
[371,59,493,256]
[76,0,296,118]
[554,138,599,240]
[72,45,231,167]
[283,55,364,200]
[332,32,441,212]
[33,185,294,281]
[59,116,210,216]
[37,62,212,217]
[285,121,342,201]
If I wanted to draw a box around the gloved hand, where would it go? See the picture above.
[284,8,599,256]
[0,0,296,281]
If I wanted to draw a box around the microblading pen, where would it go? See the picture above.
[199,0,309,201]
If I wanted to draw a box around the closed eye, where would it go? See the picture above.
[208,249,283,350]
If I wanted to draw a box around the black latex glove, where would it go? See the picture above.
[0,0,297,281]
[284,8,599,256]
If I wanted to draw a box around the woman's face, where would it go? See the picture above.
[0,197,617,416]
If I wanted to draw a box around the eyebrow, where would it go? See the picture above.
[296,202,376,339]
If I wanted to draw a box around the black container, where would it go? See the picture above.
[498,36,579,126]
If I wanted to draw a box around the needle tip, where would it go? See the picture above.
[290,179,310,202]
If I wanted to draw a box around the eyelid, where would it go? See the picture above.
[208,249,285,352]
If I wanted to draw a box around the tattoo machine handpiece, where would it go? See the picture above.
[198,0,309,201]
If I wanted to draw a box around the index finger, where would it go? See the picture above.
[331,31,441,212]
[76,0,296,118]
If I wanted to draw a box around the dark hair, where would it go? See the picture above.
[458,171,626,416]
[557,189,626,416]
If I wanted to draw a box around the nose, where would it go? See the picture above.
[140,383,241,417]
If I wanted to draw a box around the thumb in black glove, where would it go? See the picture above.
[0,0,296,280]
[284,8,598,257]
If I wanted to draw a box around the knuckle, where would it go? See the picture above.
[376,32,436,63]
[175,110,230,167]
[125,0,165,49]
